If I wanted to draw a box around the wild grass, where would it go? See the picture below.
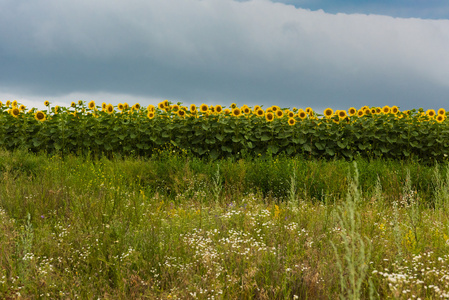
[1,149,449,298]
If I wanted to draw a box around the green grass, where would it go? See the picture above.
[1,149,449,298]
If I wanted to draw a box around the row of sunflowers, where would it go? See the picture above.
[0,99,448,161]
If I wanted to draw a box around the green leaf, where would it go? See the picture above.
[221,145,232,152]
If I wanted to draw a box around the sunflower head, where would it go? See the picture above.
[158,102,166,110]
[288,111,295,118]
[243,107,251,115]
[275,110,284,118]
[88,100,96,110]
[382,106,390,114]
[438,108,446,116]
[107,104,114,114]
[224,108,231,115]
[200,104,208,113]
[215,105,223,114]
[35,110,46,121]
[427,109,436,118]
[147,111,155,119]
[230,103,237,109]
[210,106,215,113]
[256,109,264,117]
[254,105,261,111]
[12,100,18,107]
[190,104,197,113]
[118,103,124,111]
[271,106,278,112]
[102,102,107,110]
[171,104,179,111]
[364,108,371,115]
[348,107,357,116]
[78,100,83,106]
[265,112,275,122]
[163,100,170,108]
[147,105,155,112]
[288,118,296,126]
[54,105,60,114]
[324,108,333,118]
[6,100,11,107]
[357,110,364,117]
[19,104,26,111]
[11,107,20,118]
[232,107,241,117]
[71,102,76,108]
[298,110,307,119]
[338,110,347,119]
[177,109,186,118]
[436,114,445,123]
[391,106,399,114]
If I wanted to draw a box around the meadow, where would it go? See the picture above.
[1,148,449,299]
[1,100,449,299]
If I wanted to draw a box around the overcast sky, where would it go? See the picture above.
[1,0,448,113]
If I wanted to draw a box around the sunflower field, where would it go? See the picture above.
[0,100,448,161]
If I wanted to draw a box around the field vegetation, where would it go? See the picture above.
[1,147,449,299]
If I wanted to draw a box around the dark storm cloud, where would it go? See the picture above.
[1,0,449,111]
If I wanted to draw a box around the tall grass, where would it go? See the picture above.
[1,149,449,298]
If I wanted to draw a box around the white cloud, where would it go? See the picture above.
[1,0,448,111]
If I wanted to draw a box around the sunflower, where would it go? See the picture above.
[391,106,399,114]
[215,105,223,114]
[147,111,155,119]
[107,104,114,114]
[171,104,179,111]
[224,108,231,115]
[200,104,208,113]
[54,105,60,114]
[348,107,357,116]
[158,102,166,110]
[364,108,371,115]
[116,103,124,111]
[78,100,83,105]
[190,104,197,113]
[254,105,261,111]
[427,109,436,118]
[298,110,307,119]
[256,109,264,117]
[123,103,129,110]
[88,100,96,110]
[12,100,18,107]
[275,110,284,118]
[375,107,381,114]
[271,106,278,112]
[382,106,390,114]
[243,107,251,115]
[11,107,20,117]
[6,100,11,106]
[0,101,3,107]
[436,114,445,123]
[323,108,333,118]
[370,108,376,114]
[305,107,312,113]
[232,107,241,117]
[438,108,446,116]
[163,100,170,107]
[34,110,46,121]
[357,109,365,117]
[265,112,274,122]
[288,118,296,126]
[177,109,186,118]
[230,103,237,109]
[19,104,26,111]
[266,107,273,113]
[210,106,215,113]
[71,102,76,108]
[338,110,347,119]
[288,111,295,118]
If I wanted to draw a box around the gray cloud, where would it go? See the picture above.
[1,0,449,111]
